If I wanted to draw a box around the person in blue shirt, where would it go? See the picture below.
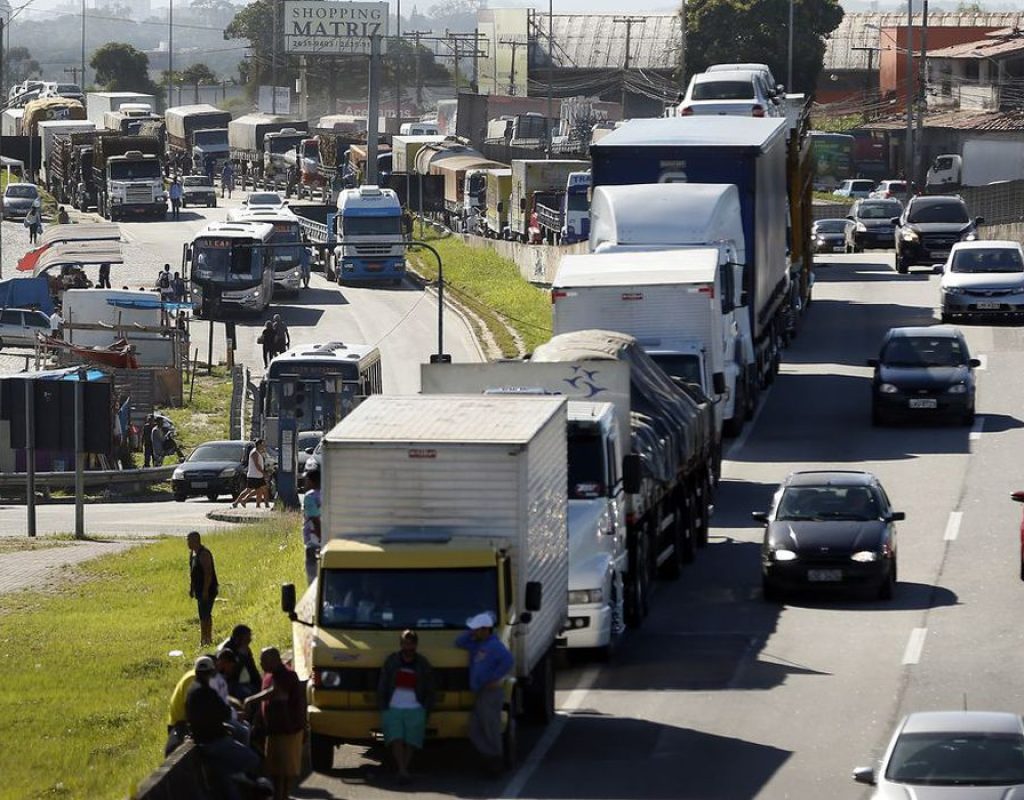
[455,612,514,773]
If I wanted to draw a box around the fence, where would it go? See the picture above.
[959,180,1024,226]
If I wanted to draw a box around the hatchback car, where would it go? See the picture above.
[172,440,260,502]
[833,179,876,199]
[869,179,908,199]
[895,195,982,273]
[181,175,217,208]
[706,62,783,98]
[853,711,1024,797]
[869,326,979,426]
[811,219,850,254]
[754,470,903,601]
[939,240,1024,322]
[242,191,287,210]
[678,70,781,118]
[2,183,39,219]
[0,307,52,348]
[846,199,903,252]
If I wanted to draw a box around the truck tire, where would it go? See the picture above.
[625,528,652,628]
[723,381,746,437]
[309,733,335,773]
[524,649,555,724]
[695,478,711,548]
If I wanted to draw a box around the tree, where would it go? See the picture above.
[6,46,41,86]
[182,62,218,102]
[91,42,159,93]
[684,0,844,94]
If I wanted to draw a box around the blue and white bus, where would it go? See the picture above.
[257,341,383,505]
[227,208,309,295]
[334,185,406,285]
[185,221,275,317]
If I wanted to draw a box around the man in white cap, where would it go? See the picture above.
[455,612,514,774]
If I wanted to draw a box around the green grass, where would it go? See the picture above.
[160,366,234,452]
[813,191,854,205]
[0,518,304,800]
[411,235,553,357]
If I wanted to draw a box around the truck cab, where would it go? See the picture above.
[333,185,405,284]
[191,128,229,175]
[926,154,962,191]
[264,128,307,182]
[562,171,591,243]
[105,151,165,220]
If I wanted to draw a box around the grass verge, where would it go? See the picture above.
[0,517,304,800]
[161,366,234,452]
[410,233,552,357]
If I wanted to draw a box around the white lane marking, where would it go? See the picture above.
[970,417,985,441]
[902,627,928,665]
[944,511,963,542]
[501,665,601,799]
[975,354,988,371]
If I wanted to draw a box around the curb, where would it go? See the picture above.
[206,507,278,524]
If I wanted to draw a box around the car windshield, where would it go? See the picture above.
[908,201,970,224]
[6,185,37,198]
[692,80,755,100]
[852,181,874,191]
[951,247,1024,274]
[882,336,967,368]
[248,193,282,206]
[858,202,901,220]
[815,220,847,233]
[189,443,244,462]
[184,176,212,187]
[319,567,498,629]
[886,731,1024,785]
[776,486,881,521]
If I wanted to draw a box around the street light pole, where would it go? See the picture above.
[787,0,794,90]
[81,0,86,89]
[905,0,914,184]
[168,0,173,105]
[914,0,928,186]
[547,0,553,157]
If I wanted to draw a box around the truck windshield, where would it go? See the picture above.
[342,216,403,236]
[269,136,303,155]
[319,567,498,629]
[566,193,588,212]
[650,353,703,387]
[109,161,161,180]
[192,240,260,283]
[193,130,226,146]
[568,427,607,499]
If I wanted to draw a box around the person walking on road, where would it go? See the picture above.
[56,206,70,224]
[171,271,186,303]
[150,422,166,467]
[25,200,42,244]
[258,320,275,368]
[232,439,268,508]
[244,647,305,800]
[142,414,155,467]
[455,612,514,775]
[97,262,111,289]
[272,314,290,356]
[302,467,322,585]
[221,162,235,199]
[377,630,434,785]
[187,531,219,647]
[169,178,183,220]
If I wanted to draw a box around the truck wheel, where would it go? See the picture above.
[625,530,652,629]
[524,649,555,724]
[695,478,711,548]
[309,733,335,773]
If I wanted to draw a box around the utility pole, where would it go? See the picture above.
[499,37,526,96]
[394,0,401,120]
[407,30,433,110]
[271,0,278,114]
[439,31,487,95]
[366,35,382,185]
[167,0,173,106]
[905,2,914,184]
[64,66,82,85]
[614,16,644,115]
[81,0,86,89]
[914,0,928,187]
[547,1,554,156]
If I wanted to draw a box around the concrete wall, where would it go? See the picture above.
[132,742,213,800]
[459,234,588,285]
[980,221,1024,243]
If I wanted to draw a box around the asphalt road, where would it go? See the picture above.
[293,249,1024,800]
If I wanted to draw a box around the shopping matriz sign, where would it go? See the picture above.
[283,1,389,55]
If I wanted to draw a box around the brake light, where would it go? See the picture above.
[551,289,567,304]
[699,285,715,299]
[752,105,766,118]
[680,106,694,116]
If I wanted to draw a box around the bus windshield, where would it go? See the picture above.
[268,222,305,271]
[192,239,262,283]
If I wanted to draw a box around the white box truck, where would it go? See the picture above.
[86,92,156,129]
[281,393,569,772]
[508,159,589,242]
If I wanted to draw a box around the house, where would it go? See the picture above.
[927,27,1024,112]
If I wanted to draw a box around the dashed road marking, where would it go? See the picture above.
[944,511,963,541]
[970,417,985,441]
[902,627,928,665]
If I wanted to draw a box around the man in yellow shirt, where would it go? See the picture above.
[166,667,196,755]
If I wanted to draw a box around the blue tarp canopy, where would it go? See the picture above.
[0,276,54,315]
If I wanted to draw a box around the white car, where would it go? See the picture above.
[678,70,783,118]
[833,179,876,199]
[869,179,908,199]
[242,191,287,211]
[939,240,1024,322]
[181,175,217,208]
[706,62,784,100]
[0,307,52,348]
[2,182,40,219]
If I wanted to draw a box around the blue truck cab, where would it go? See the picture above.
[333,185,405,285]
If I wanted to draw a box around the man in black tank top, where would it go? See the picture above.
[187,531,220,646]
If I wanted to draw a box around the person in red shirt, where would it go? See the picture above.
[376,630,435,784]
[244,647,305,800]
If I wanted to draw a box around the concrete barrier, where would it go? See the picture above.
[0,465,175,495]
[458,233,588,285]
[980,221,1024,243]
[132,742,214,800]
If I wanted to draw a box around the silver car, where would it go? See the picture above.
[853,711,1024,797]
[939,240,1024,322]
[0,307,51,348]
[2,183,39,219]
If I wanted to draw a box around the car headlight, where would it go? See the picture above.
[772,549,798,562]
[172,468,184,480]
[815,235,826,242]
[568,588,604,605]
[947,384,968,394]
[879,383,899,394]
[900,228,918,242]
[219,467,236,477]
[850,551,879,563]
[942,285,964,295]
[962,232,978,242]
[291,270,301,278]
[855,222,867,232]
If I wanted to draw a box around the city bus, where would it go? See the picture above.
[184,220,275,317]
[810,131,855,192]
[257,341,383,505]
[227,208,309,296]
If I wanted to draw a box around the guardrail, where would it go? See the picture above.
[0,464,175,493]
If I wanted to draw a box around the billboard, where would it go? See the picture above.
[258,85,292,114]
[283,1,389,56]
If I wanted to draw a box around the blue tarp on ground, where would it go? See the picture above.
[0,276,54,315]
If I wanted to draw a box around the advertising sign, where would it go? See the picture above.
[283,1,389,56]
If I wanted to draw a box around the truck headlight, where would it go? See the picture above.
[111,197,122,204]
[316,669,342,688]
[568,588,604,605]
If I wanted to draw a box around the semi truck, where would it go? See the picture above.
[333,185,405,284]
[164,104,231,170]
[47,131,100,209]
[22,97,86,138]
[282,393,569,772]
[586,183,753,433]
[38,120,95,183]
[228,114,308,188]
[391,134,446,173]
[527,329,716,629]
[535,170,592,244]
[92,135,166,220]
[420,363,627,655]
[430,154,506,229]
[508,160,590,242]
[1,108,23,137]
[85,92,156,128]
[483,168,513,238]
[102,108,160,135]
[591,117,792,391]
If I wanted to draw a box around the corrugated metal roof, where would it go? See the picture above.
[534,14,682,71]
[862,109,1024,131]
[824,12,1024,71]
[929,32,1024,59]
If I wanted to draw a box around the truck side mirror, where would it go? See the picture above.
[524,581,542,612]
[519,197,526,211]
[281,583,296,616]
[497,201,504,214]
[622,453,642,494]
[712,372,727,396]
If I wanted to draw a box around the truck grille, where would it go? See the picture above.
[353,244,395,257]
[126,185,154,204]
[321,666,470,692]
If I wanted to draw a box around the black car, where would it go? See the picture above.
[811,219,850,254]
[172,440,253,502]
[754,470,904,601]
[869,326,979,426]
[845,198,903,252]
[894,195,983,273]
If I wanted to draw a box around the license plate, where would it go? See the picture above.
[366,262,383,271]
[908,399,937,409]
[932,251,950,259]
[808,569,843,582]
[976,302,1001,310]
[833,246,844,252]
[191,481,208,488]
